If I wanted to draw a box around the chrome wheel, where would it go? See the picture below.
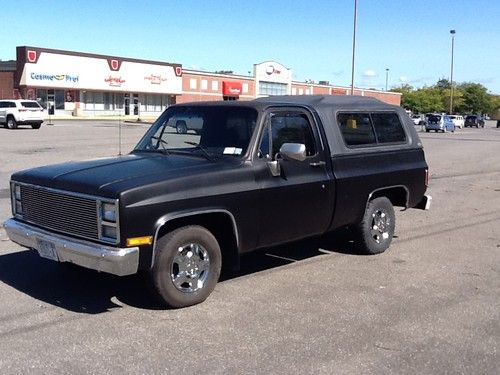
[7,117,17,129]
[370,210,391,244]
[171,242,210,293]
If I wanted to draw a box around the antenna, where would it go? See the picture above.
[118,110,122,156]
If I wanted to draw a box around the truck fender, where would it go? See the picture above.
[367,185,410,211]
[151,208,240,269]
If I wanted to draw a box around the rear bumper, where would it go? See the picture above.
[414,194,432,210]
[426,124,443,130]
[4,219,139,276]
[17,119,43,124]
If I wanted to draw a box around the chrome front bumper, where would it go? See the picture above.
[4,219,139,276]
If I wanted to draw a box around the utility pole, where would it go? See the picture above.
[350,0,358,95]
[449,29,456,114]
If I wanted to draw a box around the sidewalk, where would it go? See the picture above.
[42,114,156,124]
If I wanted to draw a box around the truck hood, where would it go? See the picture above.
[11,152,237,198]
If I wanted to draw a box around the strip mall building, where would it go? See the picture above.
[0,46,401,117]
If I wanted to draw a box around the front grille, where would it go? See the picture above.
[20,184,99,241]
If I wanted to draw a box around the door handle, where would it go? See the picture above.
[309,161,326,167]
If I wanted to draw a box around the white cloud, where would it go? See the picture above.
[363,69,377,78]
[399,76,408,82]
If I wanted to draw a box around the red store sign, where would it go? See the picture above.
[222,81,242,96]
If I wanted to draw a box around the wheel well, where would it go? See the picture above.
[369,186,408,208]
[155,212,239,272]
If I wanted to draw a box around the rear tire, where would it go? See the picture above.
[31,123,41,129]
[354,197,395,255]
[6,116,17,130]
[149,225,222,308]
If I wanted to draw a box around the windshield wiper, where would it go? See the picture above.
[184,141,214,161]
[151,136,170,154]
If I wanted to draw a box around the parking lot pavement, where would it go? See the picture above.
[0,121,499,374]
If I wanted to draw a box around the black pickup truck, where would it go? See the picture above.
[5,95,431,308]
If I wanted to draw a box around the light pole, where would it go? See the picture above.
[449,29,456,114]
[350,0,358,95]
[385,68,389,91]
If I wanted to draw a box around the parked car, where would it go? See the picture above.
[167,115,203,134]
[0,99,44,129]
[425,114,455,133]
[411,114,426,125]
[5,96,431,308]
[464,115,485,128]
[448,115,464,129]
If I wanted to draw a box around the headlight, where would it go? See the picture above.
[102,225,117,239]
[15,200,23,214]
[99,200,119,243]
[102,202,117,222]
[14,185,21,200]
[11,182,23,218]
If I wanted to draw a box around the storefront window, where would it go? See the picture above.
[83,91,94,110]
[104,92,113,110]
[138,94,145,112]
[153,95,161,111]
[94,92,104,110]
[55,90,64,109]
[36,89,48,109]
[115,93,124,109]
[259,81,287,96]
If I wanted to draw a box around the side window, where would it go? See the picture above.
[337,113,376,146]
[259,112,316,159]
[258,125,271,158]
[0,102,5,108]
[371,112,406,143]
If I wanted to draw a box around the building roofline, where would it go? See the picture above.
[17,46,181,68]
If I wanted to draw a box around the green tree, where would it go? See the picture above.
[458,83,490,114]
[392,85,444,113]
[488,95,500,119]
[435,78,451,90]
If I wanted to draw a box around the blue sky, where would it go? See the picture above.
[2,0,499,93]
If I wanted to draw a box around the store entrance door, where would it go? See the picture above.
[47,90,55,115]
[133,94,139,115]
[124,94,130,115]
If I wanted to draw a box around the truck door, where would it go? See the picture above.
[254,108,333,247]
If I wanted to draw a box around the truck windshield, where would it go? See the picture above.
[134,105,258,158]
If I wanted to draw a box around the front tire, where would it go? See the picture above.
[354,197,395,255]
[150,225,222,308]
[31,122,41,129]
[6,116,17,129]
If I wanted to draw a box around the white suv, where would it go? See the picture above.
[0,99,44,129]
[449,115,464,129]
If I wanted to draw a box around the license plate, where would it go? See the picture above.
[36,238,58,261]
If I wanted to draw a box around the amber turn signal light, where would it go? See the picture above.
[126,236,153,247]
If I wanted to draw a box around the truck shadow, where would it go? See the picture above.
[0,234,359,313]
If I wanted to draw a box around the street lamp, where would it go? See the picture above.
[385,68,389,91]
[350,0,358,95]
[449,29,456,114]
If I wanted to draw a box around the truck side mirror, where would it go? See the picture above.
[267,143,307,177]
[279,143,306,162]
